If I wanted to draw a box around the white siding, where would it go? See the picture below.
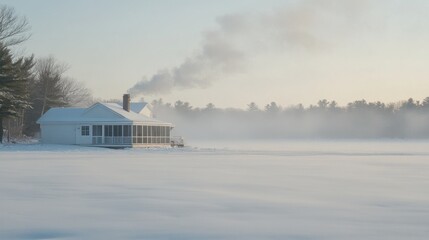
[139,107,153,118]
[82,104,123,119]
[40,124,76,144]
[76,125,92,145]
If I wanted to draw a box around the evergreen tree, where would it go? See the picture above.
[265,102,281,114]
[0,44,34,142]
[247,102,259,112]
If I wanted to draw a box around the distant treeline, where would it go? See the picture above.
[151,98,429,139]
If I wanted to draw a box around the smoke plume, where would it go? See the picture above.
[128,0,369,96]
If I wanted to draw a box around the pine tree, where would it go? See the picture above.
[0,44,34,142]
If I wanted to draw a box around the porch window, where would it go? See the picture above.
[123,125,132,144]
[130,124,171,145]
[103,125,132,145]
[113,125,122,137]
[104,125,113,144]
[93,125,102,136]
[133,126,137,143]
[104,125,113,137]
[92,125,102,144]
[123,125,131,137]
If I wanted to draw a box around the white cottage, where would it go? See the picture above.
[37,94,173,147]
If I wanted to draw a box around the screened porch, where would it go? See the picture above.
[90,124,171,146]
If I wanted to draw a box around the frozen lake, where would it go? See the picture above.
[1,140,429,239]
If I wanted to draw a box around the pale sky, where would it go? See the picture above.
[3,0,429,108]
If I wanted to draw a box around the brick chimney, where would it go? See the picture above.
[123,94,130,112]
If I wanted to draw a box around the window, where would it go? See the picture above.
[137,125,142,137]
[81,126,90,136]
[151,126,156,137]
[123,125,131,137]
[104,125,113,136]
[133,125,137,136]
[161,126,165,136]
[131,125,171,145]
[92,125,102,144]
[92,125,102,136]
[113,125,122,136]
[132,125,137,144]
[143,125,148,136]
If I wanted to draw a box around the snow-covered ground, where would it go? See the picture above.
[1,140,429,239]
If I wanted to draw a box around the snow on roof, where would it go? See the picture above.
[100,102,162,123]
[130,102,149,113]
[37,107,87,123]
[37,102,171,125]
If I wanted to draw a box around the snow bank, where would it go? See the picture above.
[1,141,429,239]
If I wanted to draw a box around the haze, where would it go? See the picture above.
[5,0,429,108]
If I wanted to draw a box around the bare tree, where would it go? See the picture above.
[34,56,93,112]
[34,57,68,116]
[0,5,31,46]
[23,57,93,136]
[60,77,93,107]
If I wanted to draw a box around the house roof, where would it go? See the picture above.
[37,102,171,125]
[37,108,87,123]
[99,103,161,123]
[130,102,150,113]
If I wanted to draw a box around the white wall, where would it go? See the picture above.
[40,124,76,144]
[83,104,122,119]
[140,107,153,118]
[75,125,92,145]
